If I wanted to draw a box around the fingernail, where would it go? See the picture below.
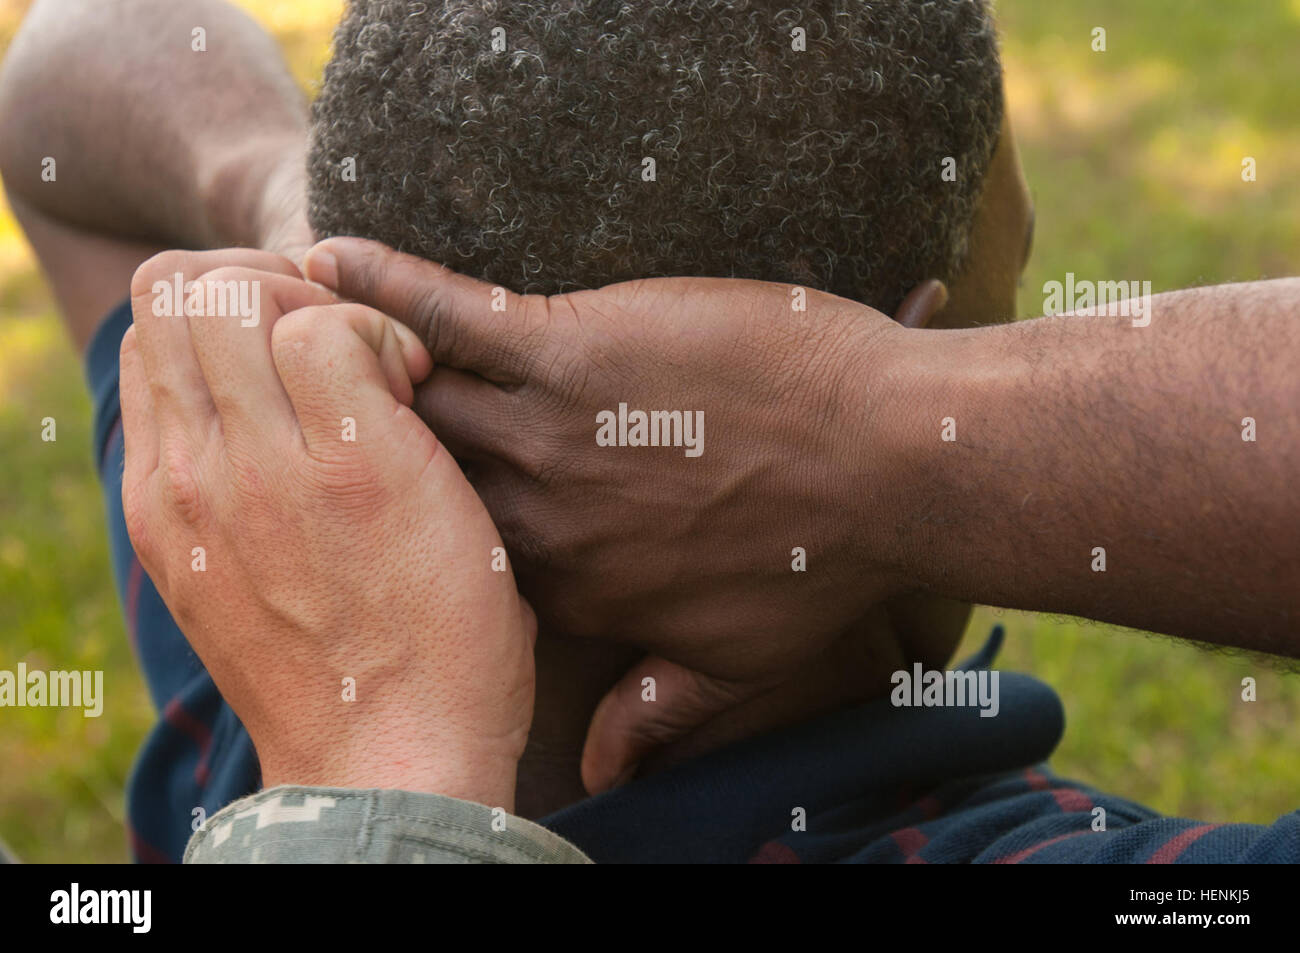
[304,247,338,290]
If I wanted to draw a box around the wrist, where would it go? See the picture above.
[830,318,977,598]
[256,724,523,813]
[822,317,917,597]
[872,322,1016,602]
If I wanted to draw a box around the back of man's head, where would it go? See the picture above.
[309,0,1002,314]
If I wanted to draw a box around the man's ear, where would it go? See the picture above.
[893,279,949,329]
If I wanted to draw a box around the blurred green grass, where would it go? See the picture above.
[1,0,1297,862]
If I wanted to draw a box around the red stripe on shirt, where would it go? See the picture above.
[163,696,213,787]
[1023,767,1051,790]
[1027,768,1093,814]
[993,829,1093,864]
[749,841,802,864]
[1146,824,1220,864]
[891,826,929,863]
[1052,787,1093,813]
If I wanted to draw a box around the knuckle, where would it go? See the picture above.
[403,281,447,352]
[521,291,551,327]
[344,242,385,299]
[521,294,563,364]
[303,454,389,513]
[159,444,209,527]
[131,250,191,300]
[270,307,319,356]
[121,479,156,558]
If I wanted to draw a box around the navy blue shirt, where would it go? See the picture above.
[87,300,1300,863]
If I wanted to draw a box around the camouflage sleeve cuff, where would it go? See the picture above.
[183,785,593,864]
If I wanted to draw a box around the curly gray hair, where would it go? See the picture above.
[308,0,1002,313]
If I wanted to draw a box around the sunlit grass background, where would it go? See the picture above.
[1,0,1297,862]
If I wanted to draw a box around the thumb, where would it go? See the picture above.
[580,656,764,796]
[303,237,542,382]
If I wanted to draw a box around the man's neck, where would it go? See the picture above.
[514,606,926,819]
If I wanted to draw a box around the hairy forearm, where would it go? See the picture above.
[877,279,1300,655]
[0,0,304,248]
